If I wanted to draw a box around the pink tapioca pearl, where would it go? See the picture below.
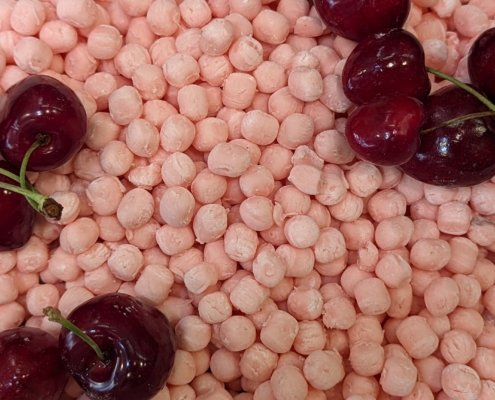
[162,52,200,88]
[379,356,418,397]
[177,84,209,122]
[471,181,495,215]
[270,365,308,400]
[78,3,111,37]
[113,42,150,79]
[294,16,325,38]
[409,219,440,247]
[396,316,439,359]
[470,347,495,381]
[115,187,154,230]
[99,140,134,176]
[287,66,323,102]
[189,168,226,205]
[198,54,233,87]
[207,142,251,178]
[13,36,52,74]
[268,43,296,72]
[367,189,407,223]
[148,36,176,67]
[38,21,77,55]
[287,163,321,196]
[160,114,195,153]
[440,328,477,365]
[108,85,143,125]
[283,215,320,248]
[84,74,118,111]
[238,196,274,232]
[0,0,15,31]
[0,252,16,276]
[15,236,49,274]
[410,238,451,271]
[199,18,234,57]
[0,302,25,332]
[228,36,263,72]
[449,307,484,340]
[0,275,17,305]
[59,217,99,255]
[277,113,314,150]
[161,152,196,187]
[47,246,81,282]
[106,244,143,282]
[124,119,159,158]
[198,291,232,324]
[56,0,97,29]
[287,285,323,321]
[47,191,81,225]
[339,218,374,251]
[85,112,121,151]
[0,30,23,66]
[313,129,354,165]
[87,24,122,60]
[166,349,197,386]
[179,0,212,28]
[94,215,125,243]
[174,28,203,61]
[374,216,414,251]
[159,186,195,228]
[436,200,472,235]
[304,350,345,391]
[192,204,228,244]
[130,64,166,101]
[258,144,293,181]
[441,364,482,400]
[224,222,259,263]
[341,373,379,400]
[346,161,383,198]
[219,316,256,352]
[454,5,489,38]
[76,243,111,272]
[125,16,156,49]
[468,216,495,247]
[375,254,412,289]
[445,237,477,274]
[268,86,304,123]
[230,274,270,315]
[224,12,253,41]
[118,0,153,17]
[238,165,274,198]
[58,286,94,318]
[240,343,278,384]
[175,315,212,353]
[452,274,481,309]
[252,9,290,45]
[424,277,460,316]
[222,72,257,110]
[64,42,98,81]
[354,277,391,316]
[146,0,180,36]
[293,320,327,355]
[252,61,286,94]
[470,0,495,17]
[25,283,59,316]
[85,175,125,216]
[156,225,196,258]
[321,295,356,329]
[241,110,279,148]
[34,171,70,196]
[320,73,352,113]
[349,340,385,377]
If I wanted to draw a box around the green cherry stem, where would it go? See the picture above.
[43,306,107,362]
[420,111,495,134]
[427,67,495,112]
[20,134,50,191]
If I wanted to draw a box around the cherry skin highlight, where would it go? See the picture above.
[342,29,431,105]
[313,0,411,42]
[0,327,69,400]
[0,75,87,172]
[58,293,176,400]
[345,94,425,166]
[0,160,36,251]
[468,27,495,103]
[401,84,495,187]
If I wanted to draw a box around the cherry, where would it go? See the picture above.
[345,94,425,166]
[342,29,431,105]
[468,27,495,103]
[45,293,176,400]
[401,84,495,187]
[0,326,69,400]
[0,75,87,172]
[0,160,36,251]
[313,0,410,42]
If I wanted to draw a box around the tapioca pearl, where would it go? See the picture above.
[87,24,123,60]
[56,0,98,29]
[99,140,134,176]
[222,72,257,110]
[108,85,143,125]
[162,52,200,88]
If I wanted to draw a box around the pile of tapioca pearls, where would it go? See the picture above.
[1,0,495,399]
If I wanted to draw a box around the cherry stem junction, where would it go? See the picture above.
[427,67,495,112]
[0,136,63,219]
[43,306,107,363]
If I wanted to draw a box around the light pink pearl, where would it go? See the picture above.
[0,302,25,331]
[252,9,290,45]
[83,73,117,110]
[192,204,228,244]
[163,52,200,88]
[116,187,154,231]
[177,84,209,122]
[146,0,180,36]
[230,274,270,315]
[239,342,278,383]
[179,0,212,28]
[99,140,134,176]
[13,36,53,74]
[58,286,94,317]
[108,85,143,125]
[445,237,477,274]
[125,16,156,49]
[380,356,418,397]
[76,243,111,272]
[218,315,256,353]
[454,5,489,38]
[198,291,232,324]
[26,283,59,316]
[222,72,257,110]
[59,217,99,255]
[114,42,150,79]
[442,364,481,400]
[87,24,123,60]
[10,0,45,36]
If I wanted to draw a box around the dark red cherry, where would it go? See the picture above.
[0,160,36,251]
[345,94,426,166]
[401,84,495,187]
[0,327,69,400]
[468,27,495,103]
[313,0,410,42]
[58,293,176,400]
[342,29,431,105]
[0,75,87,172]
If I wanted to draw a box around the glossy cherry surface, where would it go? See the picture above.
[0,75,87,172]
[401,84,495,187]
[313,0,410,42]
[59,293,176,400]
[0,160,36,251]
[345,94,425,166]
[0,327,69,400]
[468,27,495,103]
[342,29,431,105]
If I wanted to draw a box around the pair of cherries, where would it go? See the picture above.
[315,0,495,187]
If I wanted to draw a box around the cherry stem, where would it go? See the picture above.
[427,67,495,112]
[0,169,63,220]
[43,306,107,363]
[20,135,49,191]
[420,111,495,134]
